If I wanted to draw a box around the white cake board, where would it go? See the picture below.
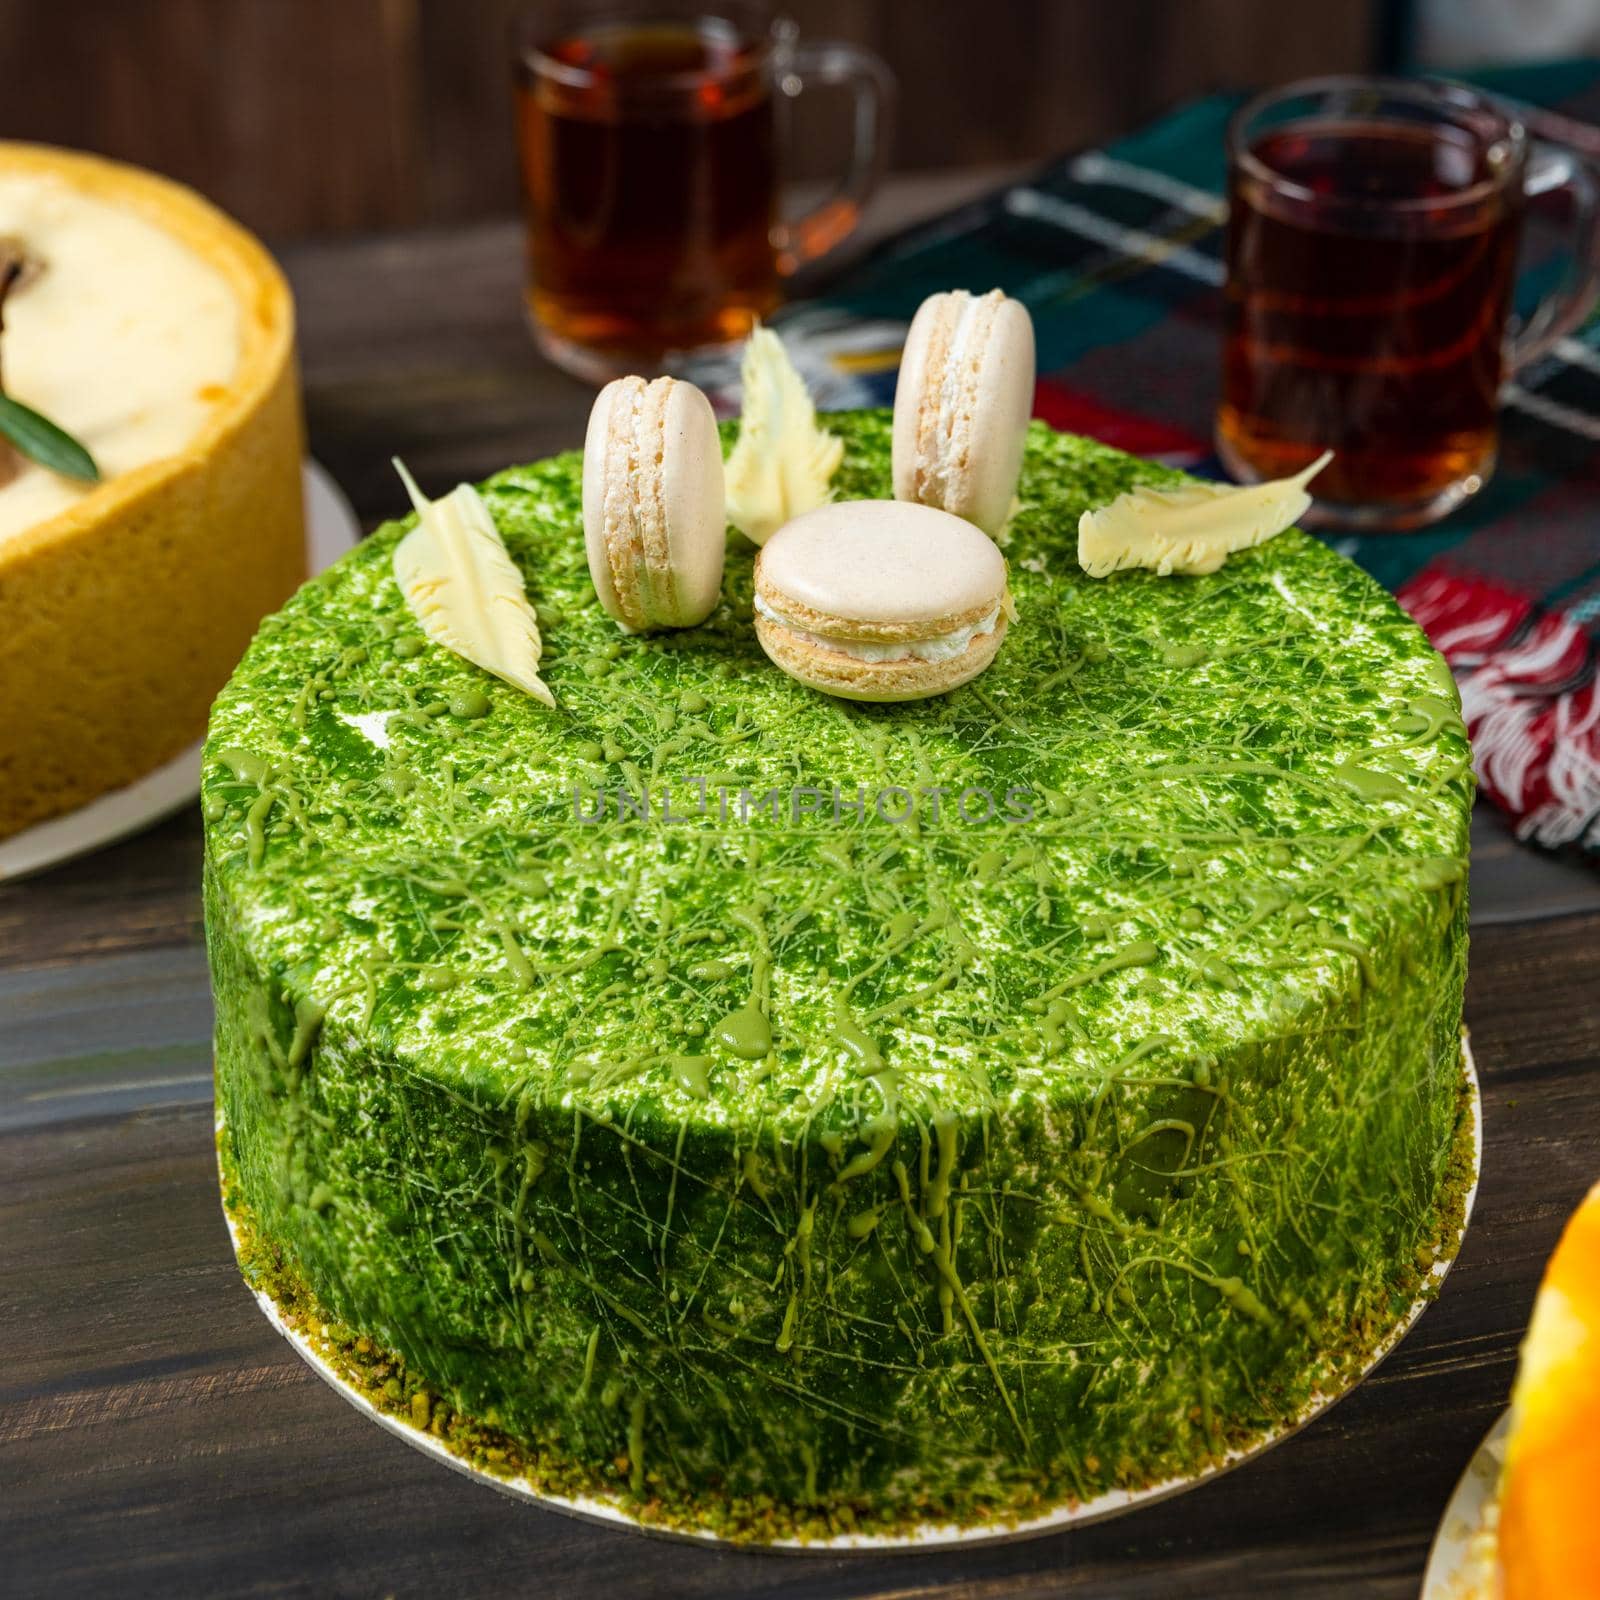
[224,1037,1482,1552]
[1422,1409,1510,1599]
[0,461,361,882]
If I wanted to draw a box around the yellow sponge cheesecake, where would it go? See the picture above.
[0,143,304,841]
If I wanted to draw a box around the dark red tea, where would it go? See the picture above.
[516,19,780,374]
[1219,119,1523,519]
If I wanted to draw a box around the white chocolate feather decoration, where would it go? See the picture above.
[1078,451,1333,579]
[724,325,844,546]
[392,459,556,708]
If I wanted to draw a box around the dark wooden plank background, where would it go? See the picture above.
[0,0,1377,237]
[3,165,1600,1598]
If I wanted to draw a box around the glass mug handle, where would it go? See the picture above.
[1507,143,1600,372]
[769,20,895,276]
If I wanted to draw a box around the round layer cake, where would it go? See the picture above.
[206,413,1473,1539]
[0,143,304,839]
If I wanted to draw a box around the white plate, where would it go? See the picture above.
[0,461,361,883]
[1422,1410,1510,1599]
[225,1037,1482,1552]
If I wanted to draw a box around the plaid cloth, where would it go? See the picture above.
[687,60,1600,860]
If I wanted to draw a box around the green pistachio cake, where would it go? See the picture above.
[206,412,1473,1540]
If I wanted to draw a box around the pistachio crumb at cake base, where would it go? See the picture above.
[205,412,1474,1534]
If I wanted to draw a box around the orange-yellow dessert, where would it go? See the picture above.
[1498,1179,1600,1599]
[0,143,304,841]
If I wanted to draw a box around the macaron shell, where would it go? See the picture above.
[890,293,946,507]
[581,378,630,626]
[754,500,1007,637]
[959,296,1034,535]
[892,290,1035,538]
[658,379,727,628]
[755,610,1008,702]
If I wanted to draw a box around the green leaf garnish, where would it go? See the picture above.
[0,393,100,483]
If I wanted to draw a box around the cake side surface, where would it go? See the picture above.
[205,413,1472,1532]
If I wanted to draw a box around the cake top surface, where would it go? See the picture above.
[0,165,241,544]
[204,413,1471,1132]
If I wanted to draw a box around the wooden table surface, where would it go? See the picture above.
[5,171,1600,1599]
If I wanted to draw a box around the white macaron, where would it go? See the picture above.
[582,375,726,631]
[753,500,1010,702]
[891,288,1035,538]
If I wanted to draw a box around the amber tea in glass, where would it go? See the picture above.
[515,2,891,383]
[1219,78,1600,529]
